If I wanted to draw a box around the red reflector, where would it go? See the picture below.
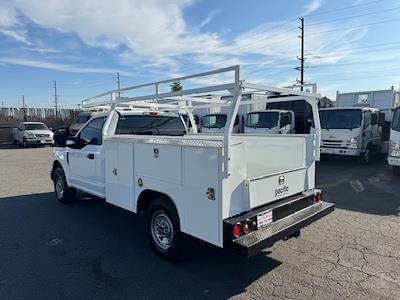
[314,191,323,202]
[149,112,158,116]
[233,223,242,238]
[243,220,252,234]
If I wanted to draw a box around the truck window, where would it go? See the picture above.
[363,111,371,129]
[75,115,91,124]
[393,108,400,131]
[202,114,227,128]
[25,123,49,130]
[246,112,279,128]
[79,117,106,145]
[319,109,362,130]
[115,115,186,136]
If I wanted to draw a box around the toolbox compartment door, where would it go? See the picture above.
[247,167,307,209]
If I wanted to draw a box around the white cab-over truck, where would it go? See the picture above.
[244,110,295,134]
[389,106,400,175]
[51,66,334,259]
[319,107,381,163]
[11,121,54,147]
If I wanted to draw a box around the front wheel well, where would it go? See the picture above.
[136,190,177,215]
[51,160,63,180]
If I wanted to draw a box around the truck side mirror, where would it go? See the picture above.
[18,127,22,131]
[378,112,385,126]
[371,113,378,126]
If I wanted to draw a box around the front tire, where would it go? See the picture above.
[358,148,371,164]
[145,198,182,260]
[22,138,28,148]
[53,167,76,203]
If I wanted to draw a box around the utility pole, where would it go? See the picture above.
[298,17,305,91]
[22,95,27,122]
[52,80,58,119]
[117,72,121,98]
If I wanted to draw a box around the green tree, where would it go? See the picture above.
[170,81,183,92]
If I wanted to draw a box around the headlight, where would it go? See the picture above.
[26,132,35,138]
[390,141,400,157]
[349,137,359,149]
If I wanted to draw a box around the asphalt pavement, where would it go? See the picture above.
[0,145,399,299]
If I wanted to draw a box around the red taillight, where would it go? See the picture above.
[243,220,252,234]
[233,223,242,238]
[314,191,323,202]
[149,112,158,116]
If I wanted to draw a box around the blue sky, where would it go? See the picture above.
[0,0,399,108]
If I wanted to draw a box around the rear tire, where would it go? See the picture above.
[145,198,182,260]
[53,167,76,203]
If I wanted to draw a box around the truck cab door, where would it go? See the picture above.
[362,111,372,148]
[68,117,106,197]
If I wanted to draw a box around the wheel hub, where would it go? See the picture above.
[151,211,174,250]
[55,175,65,198]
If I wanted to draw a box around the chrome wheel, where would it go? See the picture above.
[55,174,65,199]
[151,210,174,250]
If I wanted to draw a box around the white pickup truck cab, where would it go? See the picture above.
[51,66,334,259]
[244,110,295,134]
[389,106,400,175]
[11,122,54,147]
[319,107,381,164]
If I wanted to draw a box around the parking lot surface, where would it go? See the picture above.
[0,146,399,299]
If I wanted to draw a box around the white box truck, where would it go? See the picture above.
[389,106,400,175]
[51,66,334,259]
[319,107,381,163]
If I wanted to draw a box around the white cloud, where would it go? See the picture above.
[0,56,132,74]
[0,4,17,27]
[0,28,32,45]
[5,0,222,60]
[199,9,220,28]
[303,0,323,16]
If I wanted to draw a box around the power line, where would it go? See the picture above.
[307,6,400,27]
[307,17,400,36]
[305,0,385,17]
[307,41,400,58]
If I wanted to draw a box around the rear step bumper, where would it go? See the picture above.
[224,201,334,257]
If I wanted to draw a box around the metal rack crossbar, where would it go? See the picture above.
[82,65,321,178]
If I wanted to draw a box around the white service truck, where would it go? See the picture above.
[319,107,381,163]
[389,106,400,175]
[11,121,54,147]
[51,66,334,259]
[244,110,295,134]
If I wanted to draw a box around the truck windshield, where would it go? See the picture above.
[25,123,49,130]
[245,112,279,129]
[319,109,362,130]
[202,114,227,128]
[392,108,400,131]
[115,115,186,136]
[75,115,91,124]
